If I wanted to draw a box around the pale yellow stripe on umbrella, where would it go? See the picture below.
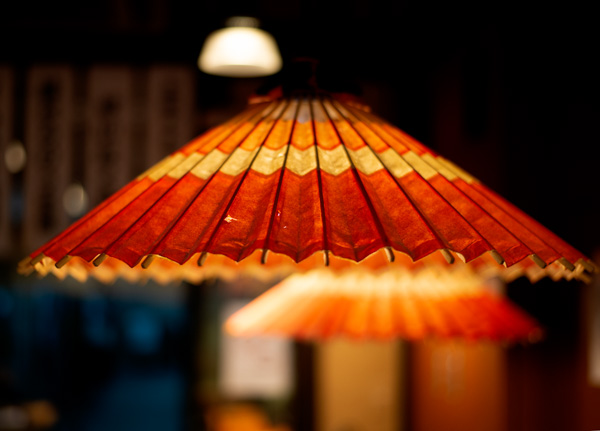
[285,146,317,176]
[377,148,415,178]
[138,153,186,181]
[251,145,287,176]
[167,152,204,179]
[436,156,480,184]
[316,145,352,176]
[420,153,458,181]
[401,151,438,180]
[346,146,385,176]
[189,149,229,179]
[218,147,260,177]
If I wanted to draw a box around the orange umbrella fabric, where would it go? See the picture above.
[224,267,543,342]
[18,88,597,284]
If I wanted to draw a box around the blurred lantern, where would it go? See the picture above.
[62,183,89,218]
[225,267,543,342]
[198,16,282,78]
[18,63,597,287]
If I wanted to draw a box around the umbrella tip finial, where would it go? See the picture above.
[141,255,155,269]
[531,254,547,269]
[384,247,395,263]
[441,249,455,265]
[557,257,576,272]
[56,255,72,269]
[93,253,108,267]
[261,249,269,264]
[197,252,208,267]
[31,254,45,266]
[489,250,505,266]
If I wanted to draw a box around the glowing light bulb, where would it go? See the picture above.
[198,17,282,78]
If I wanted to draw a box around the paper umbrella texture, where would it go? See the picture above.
[19,88,597,285]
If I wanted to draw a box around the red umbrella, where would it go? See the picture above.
[224,266,543,342]
[18,86,597,284]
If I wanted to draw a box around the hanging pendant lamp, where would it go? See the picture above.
[18,65,597,285]
[198,16,282,78]
[224,267,543,342]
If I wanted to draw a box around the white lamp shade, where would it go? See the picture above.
[198,27,282,77]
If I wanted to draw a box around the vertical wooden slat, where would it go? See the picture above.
[147,65,196,166]
[23,65,75,249]
[85,66,135,207]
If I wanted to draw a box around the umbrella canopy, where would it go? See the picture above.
[224,266,543,342]
[18,86,597,284]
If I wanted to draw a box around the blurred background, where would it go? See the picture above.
[1,0,599,430]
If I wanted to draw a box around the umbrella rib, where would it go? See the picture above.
[470,185,578,267]
[310,97,331,265]
[343,103,530,259]
[459,185,560,267]
[195,98,295,263]
[183,103,270,154]
[65,101,281,267]
[423,158,565,268]
[141,99,287,266]
[344,105,496,249]
[346,103,568,268]
[318,96,392,261]
[32,179,136,265]
[326,98,452,261]
[122,102,284,267]
[261,98,302,263]
[31,103,271,265]
[335,99,502,263]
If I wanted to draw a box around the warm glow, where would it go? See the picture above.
[198,23,282,77]
[225,267,543,342]
[4,141,26,173]
[62,183,89,218]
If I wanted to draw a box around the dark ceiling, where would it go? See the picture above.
[3,0,597,79]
